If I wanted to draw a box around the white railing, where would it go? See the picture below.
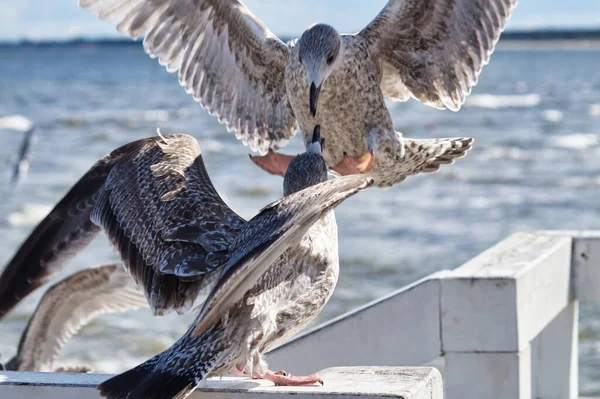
[268,231,600,399]
[0,367,442,398]
[1,230,599,399]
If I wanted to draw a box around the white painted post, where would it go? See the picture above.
[441,232,572,353]
[440,232,573,399]
[267,273,447,375]
[0,367,443,399]
[572,234,600,301]
[531,301,579,399]
[445,347,531,399]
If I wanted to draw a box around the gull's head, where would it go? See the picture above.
[283,125,327,195]
[298,24,342,117]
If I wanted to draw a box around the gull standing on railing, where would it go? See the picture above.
[75,0,517,186]
[0,128,374,398]
[97,126,372,398]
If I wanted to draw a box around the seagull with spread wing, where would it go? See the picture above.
[98,127,369,398]
[4,263,147,373]
[0,128,373,397]
[76,0,517,186]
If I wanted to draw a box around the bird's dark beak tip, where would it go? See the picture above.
[309,82,321,118]
[312,125,321,144]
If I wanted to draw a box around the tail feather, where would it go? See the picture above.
[98,355,160,399]
[404,137,473,169]
[129,369,198,399]
[98,325,228,399]
[382,136,473,186]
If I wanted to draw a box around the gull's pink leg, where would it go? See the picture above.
[331,151,375,176]
[233,365,287,377]
[233,364,321,386]
[255,371,323,386]
[249,150,296,177]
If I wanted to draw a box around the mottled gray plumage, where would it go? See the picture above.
[4,264,147,372]
[77,0,516,185]
[0,132,368,317]
[98,130,372,399]
[0,130,371,398]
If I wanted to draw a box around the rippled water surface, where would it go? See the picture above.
[1,43,600,393]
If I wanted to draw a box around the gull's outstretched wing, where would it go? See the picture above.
[192,174,374,336]
[359,0,518,110]
[0,134,246,318]
[6,264,147,372]
[0,141,139,320]
[90,133,246,314]
[80,0,296,154]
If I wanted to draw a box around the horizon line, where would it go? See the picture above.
[1,26,600,45]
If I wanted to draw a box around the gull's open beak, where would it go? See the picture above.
[309,82,321,117]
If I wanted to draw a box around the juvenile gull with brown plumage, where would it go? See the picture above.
[78,0,518,186]
[98,127,364,398]
[0,128,373,398]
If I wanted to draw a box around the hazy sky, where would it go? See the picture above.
[1,0,599,41]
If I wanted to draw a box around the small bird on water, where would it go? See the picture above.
[78,0,518,186]
[3,264,147,373]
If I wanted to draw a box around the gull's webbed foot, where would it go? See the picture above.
[331,151,374,176]
[256,370,323,386]
[249,150,296,177]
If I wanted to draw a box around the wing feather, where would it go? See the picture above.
[359,0,518,110]
[90,134,246,314]
[387,137,473,186]
[80,0,296,154]
[0,140,144,319]
[192,174,374,336]
[8,264,147,372]
[1,134,246,318]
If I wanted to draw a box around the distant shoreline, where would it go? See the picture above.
[497,40,600,50]
[1,28,599,49]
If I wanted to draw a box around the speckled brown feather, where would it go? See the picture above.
[192,173,373,336]
[360,0,519,110]
[79,0,296,154]
[90,134,246,314]
[98,139,373,399]
[0,140,142,320]
[78,0,497,187]
[0,135,246,318]
[6,264,147,372]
